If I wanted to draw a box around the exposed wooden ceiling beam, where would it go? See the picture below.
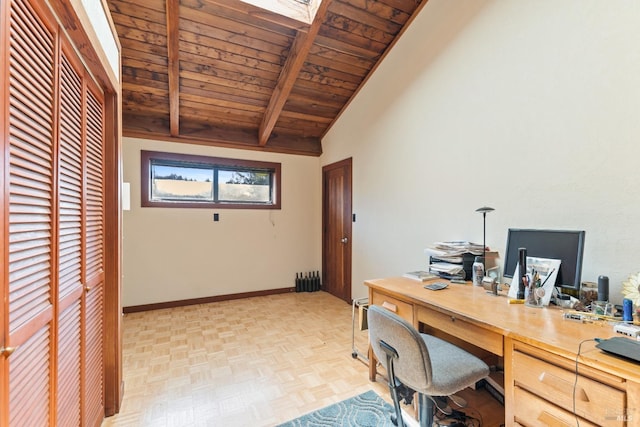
[111,0,427,157]
[258,0,332,146]
[166,0,180,136]
[122,114,323,156]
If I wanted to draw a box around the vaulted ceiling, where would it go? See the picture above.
[108,0,428,156]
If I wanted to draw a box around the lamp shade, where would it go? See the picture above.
[475,206,495,214]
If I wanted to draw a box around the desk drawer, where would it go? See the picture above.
[513,351,624,426]
[416,306,503,356]
[514,387,600,427]
[371,292,413,323]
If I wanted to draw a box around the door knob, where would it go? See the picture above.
[341,237,348,244]
[1,346,16,357]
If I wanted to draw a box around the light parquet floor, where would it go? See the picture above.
[102,291,503,427]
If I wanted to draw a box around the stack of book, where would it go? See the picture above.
[425,241,497,280]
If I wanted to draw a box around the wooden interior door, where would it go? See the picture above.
[1,0,106,423]
[322,158,352,304]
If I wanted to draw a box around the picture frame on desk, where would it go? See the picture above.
[507,257,561,306]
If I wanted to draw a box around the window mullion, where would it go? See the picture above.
[213,166,219,203]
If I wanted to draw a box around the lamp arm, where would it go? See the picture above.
[482,212,487,275]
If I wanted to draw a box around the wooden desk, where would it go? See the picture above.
[365,277,640,426]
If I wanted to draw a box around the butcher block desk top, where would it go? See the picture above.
[364,277,640,386]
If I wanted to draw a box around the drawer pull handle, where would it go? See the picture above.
[538,372,589,402]
[382,301,398,313]
[538,411,572,427]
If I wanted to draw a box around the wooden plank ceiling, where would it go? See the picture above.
[108,0,428,156]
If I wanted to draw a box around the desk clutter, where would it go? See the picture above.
[417,237,640,367]
[366,276,640,425]
[425,241,498,281]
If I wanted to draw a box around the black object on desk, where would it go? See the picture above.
[517,248,527,300]
[595,336,640,363]
[424,282,448,291]
[598,275,609,301]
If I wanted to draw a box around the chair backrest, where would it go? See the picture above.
[367,305,432,391]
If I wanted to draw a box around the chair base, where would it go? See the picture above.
[417,393,434,427]
[385,379,436,427]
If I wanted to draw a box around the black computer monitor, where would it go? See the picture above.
[503,229,585,291]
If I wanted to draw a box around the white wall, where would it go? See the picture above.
[122,138,321,306]
[322,0,640,304]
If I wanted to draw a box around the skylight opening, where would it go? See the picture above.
[240,0,322,24]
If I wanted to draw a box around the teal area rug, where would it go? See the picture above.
[277,390,395,427]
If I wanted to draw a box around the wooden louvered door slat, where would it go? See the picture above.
[1,0,109,423]
[5,0,56,425]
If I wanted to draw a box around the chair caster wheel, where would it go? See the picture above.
[351,352,357,359]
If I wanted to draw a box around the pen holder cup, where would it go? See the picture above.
[592,300,613,317]
[525,286,544,308]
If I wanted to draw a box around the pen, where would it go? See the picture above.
[539,268,555,287]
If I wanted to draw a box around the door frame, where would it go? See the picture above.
[322,158,353,303]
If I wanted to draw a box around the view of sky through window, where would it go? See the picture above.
[143,151,280,208]
[239,0,320,24]
[152,164,213,182]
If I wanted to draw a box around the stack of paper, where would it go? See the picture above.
[428,262,465,275]
[429,241,486,256]
[425,241,498,280]
[403,271,439,282]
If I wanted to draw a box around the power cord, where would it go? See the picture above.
[432,399,483,427]
[429,395,452,415]
[574,338,599,427]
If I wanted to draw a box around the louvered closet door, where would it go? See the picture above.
[56,43,106,427]
[83,77,106,427]
[6,0,57,424]
[2,0,107,424]
[56,41,85,427]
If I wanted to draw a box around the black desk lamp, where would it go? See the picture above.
[475,206,495,275]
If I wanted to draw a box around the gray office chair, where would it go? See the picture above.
[368,305,489,427]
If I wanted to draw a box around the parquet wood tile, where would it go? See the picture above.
[102,291,503,427]
[101,292,380,426]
